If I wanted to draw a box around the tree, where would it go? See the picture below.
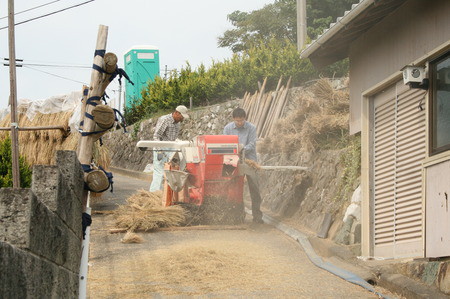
[218,0,358,53]
[218,0,296,52]
[307,0,357,39]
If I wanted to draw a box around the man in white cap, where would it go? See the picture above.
[149,105,189,192]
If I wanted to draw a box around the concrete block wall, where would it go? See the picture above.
[0,150,84,299]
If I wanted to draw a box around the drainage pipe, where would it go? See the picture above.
[245,209,391,299]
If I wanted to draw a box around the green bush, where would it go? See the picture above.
[125,38,319,124]
[0,137,32,188]
[334,134,361,202]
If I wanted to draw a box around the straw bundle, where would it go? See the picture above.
[121,232,144,244]
[257,78,349,154]
[300,113,349,152]
[114,189,186,232]
[0,111,73,165]
[245,159,261,170]
[312,78,349,114]
[0,111,110,167]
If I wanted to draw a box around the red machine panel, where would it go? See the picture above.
[185,135,243,206]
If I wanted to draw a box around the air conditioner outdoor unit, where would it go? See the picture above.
[402,66,425,84]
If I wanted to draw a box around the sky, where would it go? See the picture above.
[0,0,275,110]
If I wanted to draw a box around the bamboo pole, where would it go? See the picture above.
[242,92,250,112]
[275,76,283,93]
[77,86,89,156]
[261,85,284,138]
[246,91,258,122]
[279,76,292,119]
[257,91,273,131]
[241,91,249,109]
[277,76,292,119]
[258,76,283,137]
[79,85,89,127]
[268,77,291,136]
[267,86,288,136]
[256,92,271,137]
[252,77,267,124]
[247,91,257,114]
[261,76,284,138]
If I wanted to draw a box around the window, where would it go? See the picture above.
[430,52,450,154]
[137,52,155,60]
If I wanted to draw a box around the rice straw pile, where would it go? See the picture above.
[245,159,261,170]
[121,232,144,244]
[0,111,110,167]
[114,189,186,232]
[259,78,349,154]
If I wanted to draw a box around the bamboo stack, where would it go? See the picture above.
[241,76,292,139]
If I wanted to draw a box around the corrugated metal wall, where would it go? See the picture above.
[372,81,426,258]
[349,1,450,134]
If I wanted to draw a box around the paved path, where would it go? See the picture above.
[87,173,379,298]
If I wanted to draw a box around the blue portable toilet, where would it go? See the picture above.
[124,45,160,109]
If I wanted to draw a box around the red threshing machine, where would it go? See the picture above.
[138,135,246,224]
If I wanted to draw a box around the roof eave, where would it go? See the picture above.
[300,0,375,59]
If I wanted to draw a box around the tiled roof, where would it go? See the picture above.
[300,0,407,67]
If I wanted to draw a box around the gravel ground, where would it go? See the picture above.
[87,173,382,298]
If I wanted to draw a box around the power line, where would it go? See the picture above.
[23,65,89,85]
[0,0,62,20]
[22,65,118,95]
[0,0,95,30]
[23,62,90,68]
[3,57,92,68]
[3,61,91,69]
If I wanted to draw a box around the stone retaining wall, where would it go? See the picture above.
[0,151,84,298]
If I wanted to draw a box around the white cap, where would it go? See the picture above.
[176,105,189,119]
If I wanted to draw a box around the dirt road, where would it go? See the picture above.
[87,173,378,298]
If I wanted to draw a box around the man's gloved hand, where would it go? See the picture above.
[157,151,164,161]
[238,143,245,154]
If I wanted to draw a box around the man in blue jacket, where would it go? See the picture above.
[223,107,263,223]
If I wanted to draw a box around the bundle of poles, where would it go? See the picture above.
[241,76,292,139]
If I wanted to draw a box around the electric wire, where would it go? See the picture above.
[22,65,119,95]
[11,62,91,69]
[0,0,62,20]
[0,0,95,30]
[2,58,91,69]
[23,65,88,85]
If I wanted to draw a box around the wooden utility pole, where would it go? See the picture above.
[8,0,20,188]
[297,0,307,51]
[77,25,117,209]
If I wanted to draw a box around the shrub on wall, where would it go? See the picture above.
[125,38,318,124]
[0,137,32,188]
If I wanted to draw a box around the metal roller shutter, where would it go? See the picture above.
[373,81,426,258]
